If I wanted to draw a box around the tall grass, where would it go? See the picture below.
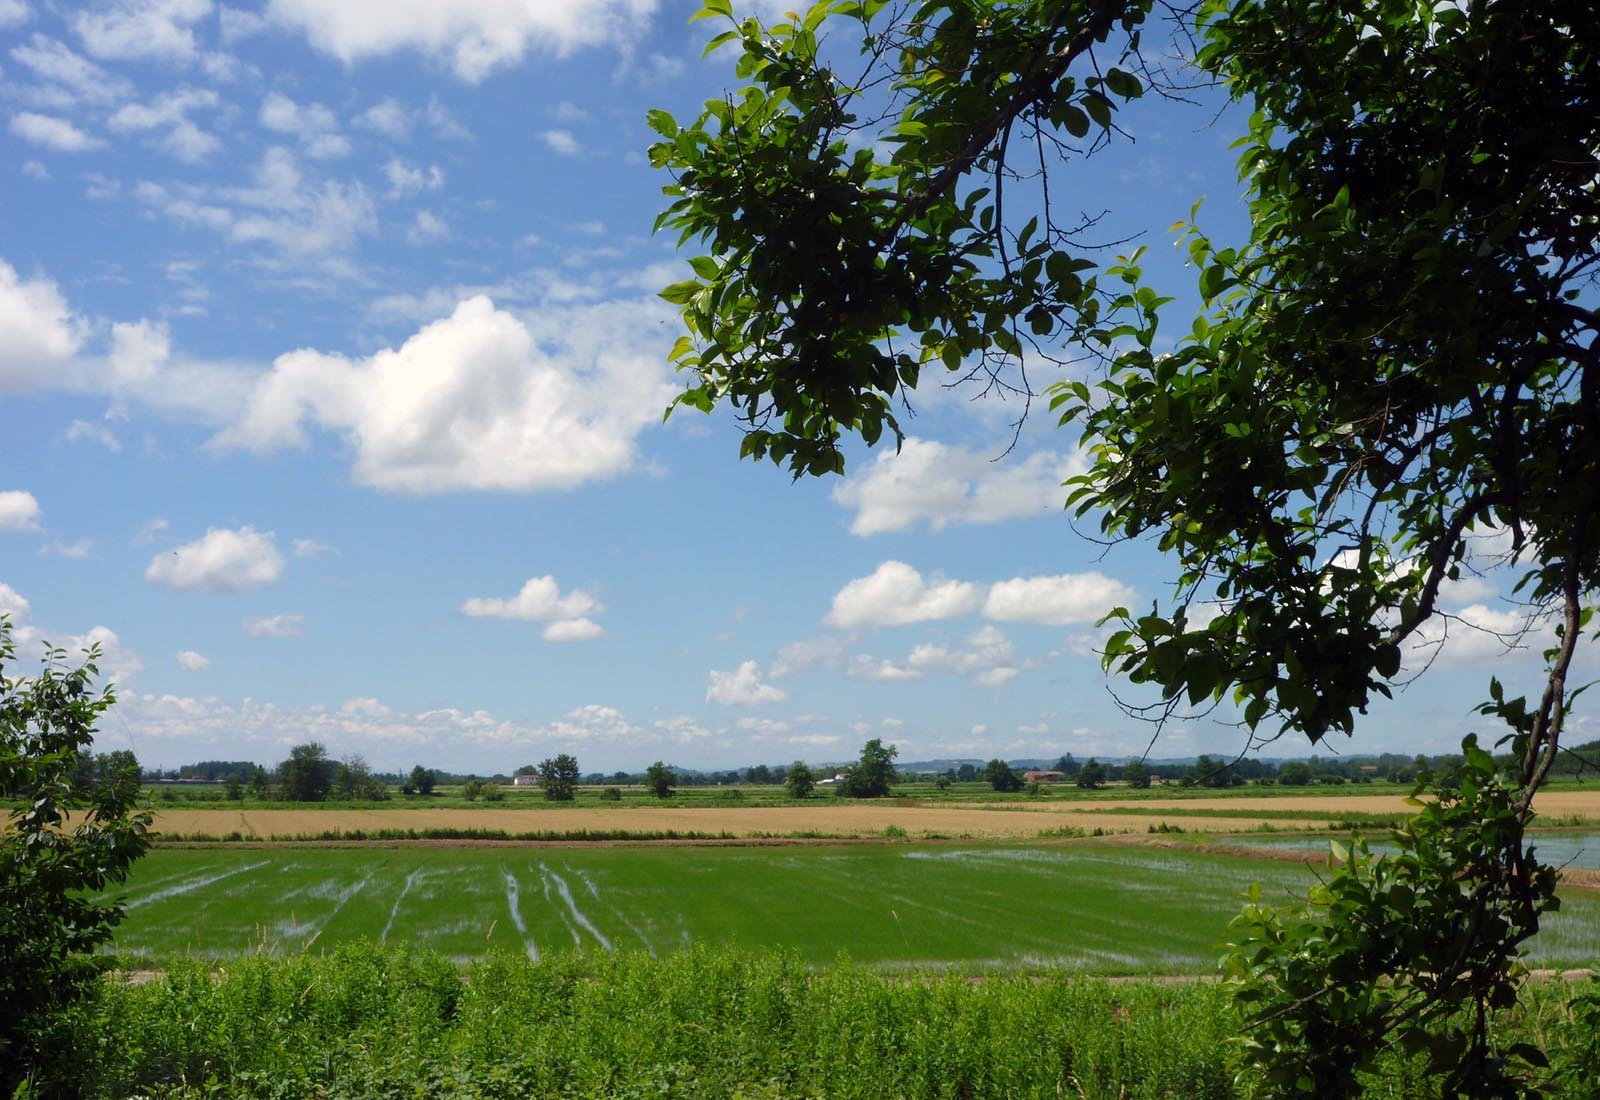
[48,945,1598,1100]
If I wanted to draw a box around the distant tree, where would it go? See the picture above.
[1278,762,1312,787]
[1,625,152,1095]
[248,765,269,799]
[746,763,773,785]
[1076,759,1107,790]
[538,754,580,802]
[1194,755,1234,789]
[225,775,243,801]
[600,786,623,802]
[644,761,676,799]
[278,742,334,802]
[331,755,388,801]
[1124,760,1152,789]
[1052,754,1081,777]
[461,778,484,802]
[409,764,437,796]
[785,760,816,799]
[984,759,1024,793]
[480,783,505,802]
[955,762,978,782]
[935,774,952,791]
[841,739,898,799]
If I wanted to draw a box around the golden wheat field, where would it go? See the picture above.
[145,787,1600,842]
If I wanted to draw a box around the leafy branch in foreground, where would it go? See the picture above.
[0,617,152,1096]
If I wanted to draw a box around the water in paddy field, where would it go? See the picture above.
[1220,829,1600,871]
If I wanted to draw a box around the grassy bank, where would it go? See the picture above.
[37,945,1599,1099]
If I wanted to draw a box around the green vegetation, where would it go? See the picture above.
[101,843,1600,972]
[40,945,1600,1100]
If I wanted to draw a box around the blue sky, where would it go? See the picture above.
[0,0,1569,774]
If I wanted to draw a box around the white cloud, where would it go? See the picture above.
[769,635,844,678]
[461,575,599,622]
[135,147,377,263]
[20,159,48,180]
[74,0,212,61]
[826,560,984,629]
[9,111,103,151]
[1405,603,1557,672]
[291,538,330,558]
[176,649,210,671]
[243,612,304,637]
[109,88,221,163]
[145,526,286,591]
[905,624,1019,685]
[847,655,921,682]
[833,439,1082,535]
[263,0,661,82]
[134,516,169,542]
[0,261,84,388]
[706,660,787,706]
[541,129,581,156]
[9,34,131,106]
[216,294,675,493]
[383,158,443,197]
[983,572,1136,626]
[259,91,349,158]
[39,537,92,558]
[65,624,143,686]
[0,490,43,532]
[0,0,29,28]
[406,210,449,243]
[356,97,412,139]
[542,617,604,642]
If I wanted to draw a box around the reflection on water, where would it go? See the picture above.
[1221,830,1600,870]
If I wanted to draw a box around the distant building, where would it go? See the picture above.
[512,773,540,787]
[1024,770,1066,784]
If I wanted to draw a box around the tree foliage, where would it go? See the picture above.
[408,764,437,797]
[984,758,1024,792]
[278,742,335,802]
[841,738,898,798]
[1123,759,1151,789]
[0,620,152,1094]
[785,759,817,798]
[653,0,1599,1090]
[645,760,677,799]
[539,754,581,802]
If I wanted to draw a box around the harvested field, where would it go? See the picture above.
[144,787,1600,842]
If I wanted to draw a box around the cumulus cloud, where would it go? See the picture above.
[9,111,103,151]
[826,561,984,629]
[145,526,285,591]
[706,660,787,706]
[356,97,412,139]
[8,35,132,106]
[243,612,304,637]
[263,0,661,82]
[215,295,675,493]
[0,0,29,28]
[39,537,92,558]
[0,490,43,532]
[769,635,844,678]
[461,575,598,620]
[542,617,603,642]
[383,158,443,197]
[1405,603,1557,672]
[541,129,580,156]
[983,572,1136,626]
[259,91,350,159]
[66,419,120,450]
[832,439,1082,535]
[0,261,84,389]
[176,649,210,671]
[109,88,221,162]
[73,0,212,62]
[846,655,920,682]
[406,210,449,243]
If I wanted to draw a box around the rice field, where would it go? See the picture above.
[106,841,1600,971]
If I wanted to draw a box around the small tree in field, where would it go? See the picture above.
[1075,759,1106,790]
[644,760,676,799]
[785,760,816,799]
[1123,760,1151,789]
[538,753,580,802]
[1,621,151,1095]
[408,764,437,796]
[841,739,897,798]
[984,759,1024,793]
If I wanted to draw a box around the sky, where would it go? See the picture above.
[0,0,1573,775]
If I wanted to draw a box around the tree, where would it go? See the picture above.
[278,742,334,802]
[331,754,389,801]
[747,763,773,785]
[984,758,1024,792]
[654,0,1597,1090]
[461,778,483,802]
[1,622,152,1094]
[538,754,580,802]
[409,764,437,796]
[1075,759,1106,789]
[644,760,676,799]
[1052,754,1081,777]
[1123,760,1151,789]
[785,760,816,799]
[1278,762,1312,788]
[840,738,897,798]
[955,762,978,782]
